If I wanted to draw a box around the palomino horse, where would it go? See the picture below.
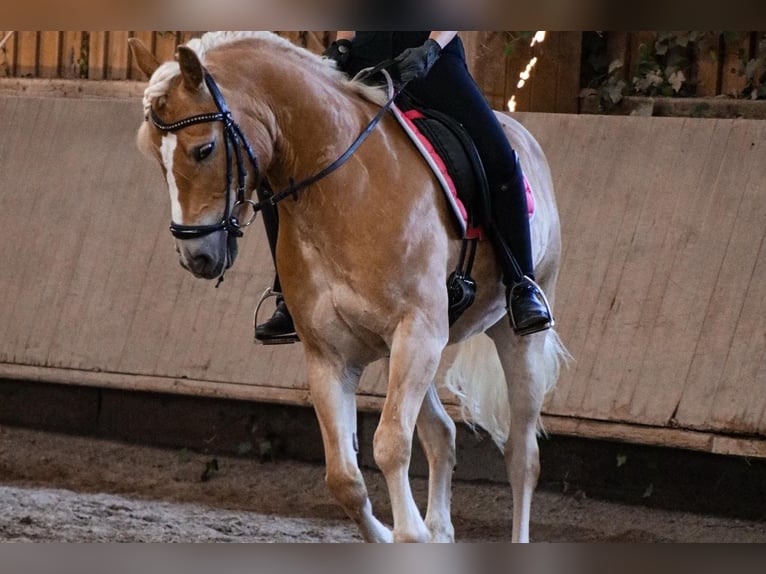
[128,31,568,542]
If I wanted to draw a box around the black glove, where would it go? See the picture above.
[323,39,353,71]
[392,39,442,84]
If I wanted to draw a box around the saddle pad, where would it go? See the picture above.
[391,103,534,239]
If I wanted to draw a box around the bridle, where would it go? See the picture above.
[150,71,260,241]
[149,67,401,244]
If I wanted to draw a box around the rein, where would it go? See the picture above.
[149,67,402,241]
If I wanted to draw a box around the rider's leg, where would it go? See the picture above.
[488,154,553,336]
[405,39,552,335]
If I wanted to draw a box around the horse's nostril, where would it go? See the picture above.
[191,253,213,271]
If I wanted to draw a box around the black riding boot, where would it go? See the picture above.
[255,274,299,343]
[255,296,299,344]
[491,156,553,336]
[507,278,553,336]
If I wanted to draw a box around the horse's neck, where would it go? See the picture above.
[241,60,372,192]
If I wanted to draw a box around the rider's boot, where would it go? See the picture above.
[507,277,553,336]
[255,297,299,344]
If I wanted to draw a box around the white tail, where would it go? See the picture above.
[443,330,571,448]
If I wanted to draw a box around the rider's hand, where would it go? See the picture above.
[323,39,353,71]
[392,39,442,84]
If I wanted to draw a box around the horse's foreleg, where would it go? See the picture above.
[487,323,547,543]
[305,353,393,543]
[416,383,456,542]
[374,318,447,543]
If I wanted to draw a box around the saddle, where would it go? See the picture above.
[392,93,489,238]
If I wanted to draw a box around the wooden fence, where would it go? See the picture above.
[3,31,764,112]
[0,31,199,80]
[0,31,583,113]
[5,31,762,113]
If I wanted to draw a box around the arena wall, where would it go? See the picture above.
[1,88,765,458]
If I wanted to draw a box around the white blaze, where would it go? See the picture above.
[160,133,183,223]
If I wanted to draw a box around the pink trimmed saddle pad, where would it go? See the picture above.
[391,104,534,239]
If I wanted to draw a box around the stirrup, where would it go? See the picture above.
[508,276,555,336]
[253,288,300,345]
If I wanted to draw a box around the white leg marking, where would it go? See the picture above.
[160,133,183,223]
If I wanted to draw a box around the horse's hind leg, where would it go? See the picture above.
[486,322,547,543]
[305,352,393,542]
[416,382,456,542]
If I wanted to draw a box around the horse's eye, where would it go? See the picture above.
[195,142,215,161]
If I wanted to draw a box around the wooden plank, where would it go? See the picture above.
[88,31,107,80]
[106,31,131,80]
[720,33,749,97]
[461,30,481,76]
[554,32,583,113]
[0,32,13,77]
[0,364,313,406]
[153,31,178,63]
[526,31,583,114]
[523,32,582,113]
[304,31,329,54]
[528,32,558,113]
[694,33,721,96]
[472,32,511,111]
[544,415,766,459]
[60,31,84,78]
[505,32,533,112]
[37,31,61,78]
[606,32,629,80]
[0,77,146,99]
[16,31,38,77]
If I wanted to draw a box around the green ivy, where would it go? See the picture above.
[502,31,535,58]
[631,31,704,98]
[581,31,766,111]
[742,33,766,100]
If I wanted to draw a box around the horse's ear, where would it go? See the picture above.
[128,38,160,79]
[176,46,204,93]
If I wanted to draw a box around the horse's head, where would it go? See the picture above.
[129,37,257,280]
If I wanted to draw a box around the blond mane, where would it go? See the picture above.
[142,31,387,117]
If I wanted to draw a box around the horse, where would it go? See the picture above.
[128,31,569,543]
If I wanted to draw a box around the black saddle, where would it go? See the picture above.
[394,93,492,233]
